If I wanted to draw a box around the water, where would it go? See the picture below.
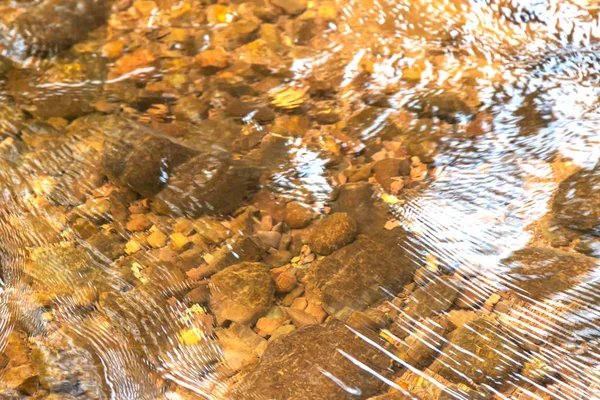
[0,0,599,398]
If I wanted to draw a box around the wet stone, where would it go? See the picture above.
[284,201,316,229]
[331,183,388,235]
[552,162,600,234]
[310,227,422,320]
[403,276,460,319]
[86,231,126,260]
[309,212,358,255]
[271,0,307,15]
[404,90,473,123]
[394,317,453,369]
[207,236,266,275]
[101,117,196,197]
[502,247,598,302]
[429,317,521,388]
[8,57,105,119]
[2,0,109,59]
[373,158,411,190]
[209,262,274,325]
[231,320,392,399]
[153,154,260,218]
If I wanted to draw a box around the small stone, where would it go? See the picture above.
[446,309,479,329]
[279,233,291,250]
[282,284,305,306]
[484,292,502,310]
[170,232,191,251]
[270,324,295,340]
[173,218,195,236]
[74,197,111,224]
[260,215,273,231]
[256,230,282,249]
[134,0,157,16]
[72,218,96,239]
[255,307,286,337]
[17,375,39,395]
[255,107,276,123]
[410,164,428,182]
[184,283,210,304]
[345,164,372,182]
[73,287,96,307]
[272,0,307,15]
[126,214,152,231]
[455,281,493,309]
[285,201,315,229]
[275,270,297,293]
[147,226,167,248]
[494,300,511,314]
[291,297,308,310]
[102,41,124,59]
[112,48,156,77]
[287,307,318,328]
[196,47,229,69]
[217,323,267,373]
[194,217,229,244]
[264,250,292,268]
[403,277,459,319]
[309,213,357,255]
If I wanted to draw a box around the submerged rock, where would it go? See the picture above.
[403,276,460,319]
[552,162,600,234]
[2,0,109,59]
[231,320,392,399]
[284,201,316,229]
[153,154,260,218]
[394,317,453,369]
[331,183,388,235]
[502,247,598,301]
[102,119,196,197]
[209,262,274,325]
[310,227,422,320]
[7,56,105,119]
[404,90,473,123]
[429,317,521,388]
[309,212,357,255]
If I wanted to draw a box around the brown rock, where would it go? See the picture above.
[309,212,357,255]
[255,230,282,249]
[274,270,297,293]
[429,317,521,388]
[373,158,411,189]
[403,276,460,319]
[331,183,387,235]
[210,262,274,325]
[184,283,210,304]
[147,227,167,248]
[230,320,392,399]
[502,247,599,302]
[310,227,422,320]
[195,47,229,69]
[285,201,316,229]
[271,0,307,15]
[287,307,317,328]
[126,214,152,231]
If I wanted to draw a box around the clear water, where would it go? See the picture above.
[0,0,599,398]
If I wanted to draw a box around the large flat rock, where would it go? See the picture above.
[502,247,599,302]
[310,227,423,320]
[231,320,392,399]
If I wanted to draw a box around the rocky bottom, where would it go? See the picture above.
[0,0,598,398]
